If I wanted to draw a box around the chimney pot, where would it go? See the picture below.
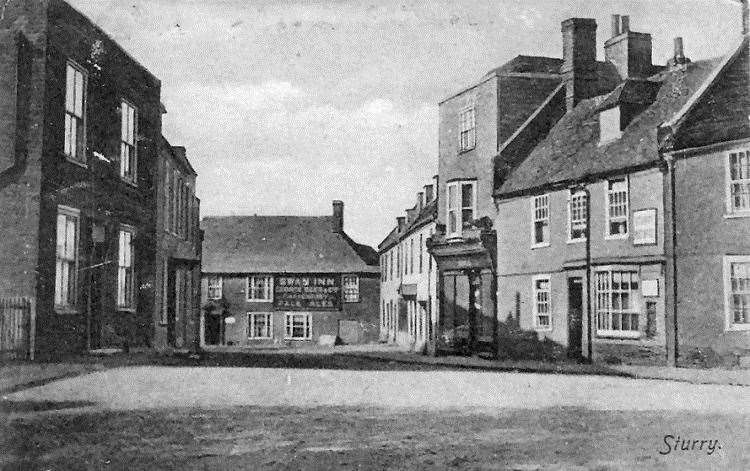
[397,216,406,231]
[621,15,630,33]
[332,200,344,233]
[611,14,621,37]
[417,192,424,211]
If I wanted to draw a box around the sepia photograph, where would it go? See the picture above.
[0,0,748,469]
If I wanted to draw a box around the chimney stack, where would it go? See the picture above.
[561,18,598,111]
[423,184,434,203]
[417,192,424,211]
[674,37,684,61]
[397,216,406,232]
[610,14,621,37]
[743,0,749,35]
[604,14,653,79]
[332,200,344,233]
[620,15,630,33]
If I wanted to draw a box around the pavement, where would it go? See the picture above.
[5,366,749,414]
[0,362,105,394]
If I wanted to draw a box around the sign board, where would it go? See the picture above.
[642,279,659,297]
[274,275,341,311]
[633,209,657,245]
[224,316,236,324]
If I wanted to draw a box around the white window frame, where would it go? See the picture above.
[285,313,312,340]
[160,260,168,324]
[567,189,588,243]
[64,61,87,164]
[117,226,136,310]
[446,180,477,238]
[120,100,138,184]
[342,274,360,303]
[531,194,550,248]
[532,275,552,331]
[605,177,629,239]
[54,205,80,310]
[207,275,223,300]
[247,275,274,302]
[594,269,641,339]
[726,149,750,217]
[723,256,750,331]
[248,312,273,339]
[458,106,476,151]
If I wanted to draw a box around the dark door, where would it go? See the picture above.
[87,226,106,351]
[567,277,583,359]
[167,264,176,347]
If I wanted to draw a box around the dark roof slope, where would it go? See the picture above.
[202,216,378,274]
[496,55,725,197]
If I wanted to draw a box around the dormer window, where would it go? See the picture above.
[599,106,622,145]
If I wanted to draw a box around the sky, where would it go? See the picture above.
[68,0,743,247]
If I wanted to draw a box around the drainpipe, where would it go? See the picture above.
[573,184,593,362]
[665,152,679,366]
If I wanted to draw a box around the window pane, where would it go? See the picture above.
[461,184,473,208]
[74,70,84,116]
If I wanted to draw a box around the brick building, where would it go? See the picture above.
[378,180,438,352]
[427,15,621,355]
[493,15,749,366]
[200,202,380,348]
[0,0,198,354]
[154,138,201,351]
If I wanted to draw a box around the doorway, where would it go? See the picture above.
[567,277,583,359]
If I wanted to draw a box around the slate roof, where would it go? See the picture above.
[495,49,735,197]
[201,216,379,274]
[378,198,438,253]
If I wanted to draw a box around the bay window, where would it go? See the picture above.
[446,180,476,237]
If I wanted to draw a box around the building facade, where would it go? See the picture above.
[427,15,620,355]
[153,138,201,351]
[378,182,438,352]
[200,202,380,348]
[0,0,175,354]
[494,15,749,366]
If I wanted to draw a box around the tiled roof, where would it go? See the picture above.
[378,198,438,253]
[496,53,730,197]
[201,216,379,274]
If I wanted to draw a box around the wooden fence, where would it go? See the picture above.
[0,297,35,360]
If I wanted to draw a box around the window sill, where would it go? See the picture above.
[248,337,273,340]
[604,234,629,241]
[284,338,312,341]
[55,306,80,315]
[64,155,88,168]
[120,178,138,188]
[725,325,750,332]
[567,238,586,245]
[531,242,550,249]
[723,212,750,219]
[596,330,641,340]
[247,299,273,303]
[118,307,137,313]
[534,326,553,332]
[457,146,475,155]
